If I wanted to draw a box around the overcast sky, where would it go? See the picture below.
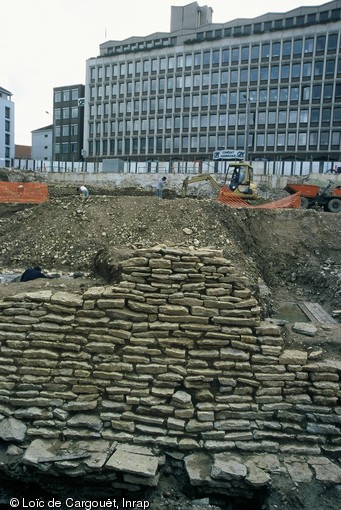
[1,0,326,146]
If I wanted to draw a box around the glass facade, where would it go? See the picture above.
[85,1,341,161]
[53,85,85,161]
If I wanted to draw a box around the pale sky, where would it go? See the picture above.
[1,0,327,146]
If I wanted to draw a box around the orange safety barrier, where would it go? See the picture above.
[0,182,49,204]
[218,186,301,209]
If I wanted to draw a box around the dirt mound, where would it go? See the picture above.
[0,187,340,314]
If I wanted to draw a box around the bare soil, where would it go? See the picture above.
[0,183,340,510]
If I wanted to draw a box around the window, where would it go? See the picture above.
[212,50,220,64]
[261,43,270,59]
[203,51,210,65]
[54,91,61,102]
[322,108,331,123]
[324,84,333,99]
[304,38,313,54]
[62,108,69,119]
[314,61,324,77]
[177,55,183,68]
[309,132,318,147]
[231,48,239,63]
[272,42,280,58]
[281,65,290,79]
[222,49,229,63]
[289,110,298,124]
[298,132,307,147]
[251,45,259,60]
[288,133,296,146]
[241,47,249,62]
[151,59,158,72]
[316,35,326,52]
[325,59,335,76]
[320,132,329,147]
[292,64,301,78]
[283,41,291,57]
[312,85,322,100]
[327,33,338,52]
[212,72,219,85]
[303,63,312,77]
[293,39,302,56]
[260,66,268,81]
[300,110,308,123]
[271,66,279,80]
[311,108,320,123]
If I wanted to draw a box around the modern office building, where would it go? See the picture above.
[53,84,85,161]
[0,86,15,168]
[84,0,341,162]
[31,124,53,161]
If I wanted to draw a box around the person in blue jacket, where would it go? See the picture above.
[20,266,47,282]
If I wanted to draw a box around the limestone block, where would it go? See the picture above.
[220,348,249,362]
[179,438,201,450]
[106,448,158,477]
[96,299,125,310]
[255,322,281,336]
[292,322,318,337]
[49,292,83,307]
[286,461,313,482]
[67,414,103,431]
[184,451,212,486]
[23,291,53,302]
[211,454,247,480]
[279,350,308,365]
[0,417,27,441]
[245,461,271,487]
[309,458,341,483]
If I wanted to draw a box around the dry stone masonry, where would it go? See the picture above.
[0,246,340,497]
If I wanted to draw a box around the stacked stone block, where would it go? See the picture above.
[0,246,340,460]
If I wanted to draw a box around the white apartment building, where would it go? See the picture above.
[31,124,53,161]
[0,86,14,168]
[84,0,341,162]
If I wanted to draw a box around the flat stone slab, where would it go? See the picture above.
[309,458,341,484]
[106,448,158,477]
[292,322,318,337]
[211,454,247,481]
[0,417,27,442]
[286,462,313,483]
[184,452,212,486]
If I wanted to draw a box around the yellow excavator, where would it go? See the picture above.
[181,162,258,199]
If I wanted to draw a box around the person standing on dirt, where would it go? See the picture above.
[156,176,167,199]
[77,185,89,201]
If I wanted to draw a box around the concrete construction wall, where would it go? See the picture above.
[0,246,340,460]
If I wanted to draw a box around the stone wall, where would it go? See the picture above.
[0,246,340,494]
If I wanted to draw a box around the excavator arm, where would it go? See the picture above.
[181,174,222,197]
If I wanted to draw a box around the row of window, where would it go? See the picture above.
[54,89,82,103]
[87,129,341,156]
[90,59,341,100]
[54,108,80,120]
[92,32,341,81]
[54,125,79,137]
[54,142,78,154]
[87,84,341,120]
[88,106,341,137]
[104,7,341,57]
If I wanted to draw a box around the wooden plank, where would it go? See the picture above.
[300,302,337,324]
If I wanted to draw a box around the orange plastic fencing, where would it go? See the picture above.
[218,186,301,209]
[0,182,49,204]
